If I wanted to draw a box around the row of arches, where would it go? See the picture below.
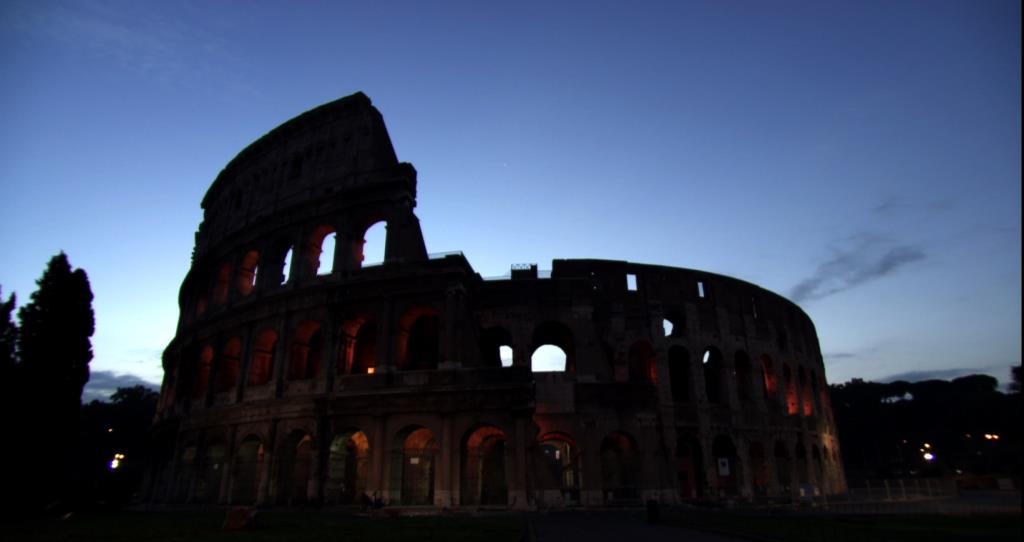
[675,434,842,499]
[164,425,653,507]
[182,318,585,402]
[192,221,387,319]
[664,345,827,418]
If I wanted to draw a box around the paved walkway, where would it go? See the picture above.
[529,510,745,542]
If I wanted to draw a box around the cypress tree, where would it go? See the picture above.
[0,286,16,381]
[15,252,95,508]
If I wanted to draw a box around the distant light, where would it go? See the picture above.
[923,443,931,449]
[109,453,125,470]
[107,428,113,433]
[923,452,935,462]
[366,367,376,374]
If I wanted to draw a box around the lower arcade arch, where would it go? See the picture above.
[325,430,370,505]
[276,431,316,506]
[230,436,265,505]
[749,441,769,497]
[675,433,705,499]
[711,435,740,497]
[774,441,792,495]
[390,426,439,505]
[537,433,580,503]
[196,442,227,503]
[600,431,639,501]
[461,425,509,506]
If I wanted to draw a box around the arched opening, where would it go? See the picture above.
[812,445,823,495]
[288,321,323,381]
[213,262,232,305]
[531,321,575,372]
[701,347,725,404]
[216,337,242,393]
[480,327,514,368]
[237,250,260,295]
[231,436,264,505]
[628,340,657,382]
[276,432,315,506]
[248,329,277,386]
[193,345,214,399]
[795,441,810,489]
[399,308,440,371]
[348,319,377,374]
[799,367,814,416]
[784,364,799,415]
[531,345,567,372]
[310,225,337,276]
[280,246,293,284]
[326,430,370,505]
[774,441,792,497]
[600,431,639,502]
[461,425,508,506]
[749,441,768,497]
[538,433,580,503]
[734,350,752,402]
[760,355,778,399]
[664,309,685,337]
[712,435,739,496]
[197,443,226,503]
[668,346,691,402]
[195,294,208,318]
[360,221,387,267]
[675,432,704,500]
[174,445,198,502]
[810,370,821,413]
[390,426,438,505]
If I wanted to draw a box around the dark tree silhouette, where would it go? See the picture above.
[0,286,16,385]
[831,375,1021,487]
[14,252,95,509]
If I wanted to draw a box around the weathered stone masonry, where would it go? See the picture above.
[148,92,847,508]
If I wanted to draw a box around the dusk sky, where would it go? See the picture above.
[1,1,1019,400]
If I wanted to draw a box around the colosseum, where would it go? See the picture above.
[148,92,847,509]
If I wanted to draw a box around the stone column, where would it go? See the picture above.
[510,416,529,509]
[436,415,454,507]
[257,420,277,506]
[219,425,238,504]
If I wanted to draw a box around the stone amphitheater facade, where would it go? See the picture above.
[148,92,847,508]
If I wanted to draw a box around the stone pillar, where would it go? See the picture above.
[257,420,277,506]
[368,416,387,497]
[737,438,753,500]
[376,302,395,372]
[235,325,254,404]
[219,425,238,504]
[273,317,289,398]
[510,416,529,509]
[442,285,466,368]
[436,415,454,507]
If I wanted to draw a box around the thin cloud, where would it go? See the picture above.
[790,234,926,302]
[878,366,1005,385]
[83,369,160,403]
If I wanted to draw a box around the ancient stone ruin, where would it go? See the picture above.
[148,92,846,508]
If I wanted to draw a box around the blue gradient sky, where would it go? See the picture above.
[1,1,1020,398]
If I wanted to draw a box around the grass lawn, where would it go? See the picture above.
[664,509,1022,542]
[3,509,523,542]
